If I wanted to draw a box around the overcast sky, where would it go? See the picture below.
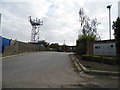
[1,0,119,45]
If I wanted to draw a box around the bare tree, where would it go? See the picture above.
[79,8,85,27]
[79,8,100,40]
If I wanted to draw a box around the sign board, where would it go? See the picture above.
[93,43,116,56]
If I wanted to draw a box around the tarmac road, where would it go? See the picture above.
[2,52,119,88]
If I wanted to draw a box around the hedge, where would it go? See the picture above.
[91,56,102,63]
[82,55,92,61]
[115,57,120,65]
[81,55,119,65]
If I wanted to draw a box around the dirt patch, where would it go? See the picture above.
[75,54,119,72]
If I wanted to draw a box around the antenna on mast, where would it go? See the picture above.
[28,16,43,42]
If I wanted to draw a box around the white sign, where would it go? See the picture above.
[93,43,116,56]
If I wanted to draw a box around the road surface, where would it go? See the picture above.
[2,52,119,88]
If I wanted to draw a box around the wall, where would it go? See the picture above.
[3,40,49,56]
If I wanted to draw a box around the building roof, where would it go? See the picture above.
[94,39,115,43]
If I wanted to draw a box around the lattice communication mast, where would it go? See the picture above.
[29,16,43,42]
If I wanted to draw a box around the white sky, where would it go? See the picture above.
[1,0,119,45]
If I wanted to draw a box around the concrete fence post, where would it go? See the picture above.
[86,39,93,55]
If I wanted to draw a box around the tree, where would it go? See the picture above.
[113,17,120,57]
[37,40,49,47]
[79,8,86,28]
[76,8,99,55]
[79,8,100,40]
[76,35,95,55]
[50,43,60,51]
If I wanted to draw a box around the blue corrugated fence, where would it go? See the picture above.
[0,36,11,53]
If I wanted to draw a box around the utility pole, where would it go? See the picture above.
[118,1,120,18]
[107,5,112,40]
[63,39,65,52]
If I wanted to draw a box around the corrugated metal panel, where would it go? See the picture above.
[2,37,11,46]
[0,36,11,53]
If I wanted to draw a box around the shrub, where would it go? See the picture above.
[82,55,92,61]
[76,35,95,55]
[91,56,102,63]
[115,57,120,65]
[81,55,117,65]
[102,57,116,65]
[113,17,120,57]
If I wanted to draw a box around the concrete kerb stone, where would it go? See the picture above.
[2,52,30,59]
[70,54,120,76]
[69,54,82,72]
[1,51,41,59]
[2,51,55,59]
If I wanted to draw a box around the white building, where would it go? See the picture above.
[118,1,120,17]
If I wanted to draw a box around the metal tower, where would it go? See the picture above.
[28,16,43,42]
